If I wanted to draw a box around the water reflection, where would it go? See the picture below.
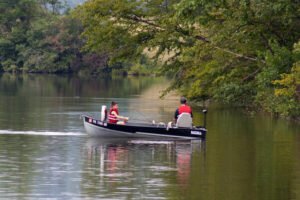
[83,138,206,199]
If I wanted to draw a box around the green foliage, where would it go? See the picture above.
[270,42,300,118]
[128,56,157,75]
[1,0,299,118]
[18,15,84,73]
[0,0,109,74]
[0,0,39,71]
[74,0,300,118]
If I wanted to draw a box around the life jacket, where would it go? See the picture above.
[178,104,192,115]
[108,107,119,123]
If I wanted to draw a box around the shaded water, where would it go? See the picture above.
[0,73,299,199]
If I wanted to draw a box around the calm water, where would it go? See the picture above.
[0,73,299,200]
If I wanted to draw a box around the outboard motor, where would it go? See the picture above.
[100,105,107,121]
[202,109,207,128]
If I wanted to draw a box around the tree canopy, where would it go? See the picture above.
[74,0,300,118]
[0,0,109,73]
[0,0,299,118]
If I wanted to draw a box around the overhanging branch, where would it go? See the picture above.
[122,14,264,63]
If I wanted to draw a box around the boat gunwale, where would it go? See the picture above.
[82,115,207,139]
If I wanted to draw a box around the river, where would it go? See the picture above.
[0,73,299,199]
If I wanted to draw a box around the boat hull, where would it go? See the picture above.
[82,115,207,139]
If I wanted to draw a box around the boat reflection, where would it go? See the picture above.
[176,144,191,185]
[83,137,206,198]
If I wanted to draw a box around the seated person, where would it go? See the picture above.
[174,96,193,123]
[108,101,129,125]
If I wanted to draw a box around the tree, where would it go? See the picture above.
[0,0,104,74]
[0,0,43,71]
[75,0,300,118]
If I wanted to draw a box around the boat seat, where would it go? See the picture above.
[176,113,193,128]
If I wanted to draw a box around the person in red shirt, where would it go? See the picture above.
[174,97,193,122]
[108,101,129,124]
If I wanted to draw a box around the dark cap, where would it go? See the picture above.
[180,96,187,104]
[111,101,117,106]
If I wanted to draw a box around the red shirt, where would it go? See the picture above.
[178,104,192,114]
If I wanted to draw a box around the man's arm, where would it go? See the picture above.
[112,111,129,121]
[174,108,179,120]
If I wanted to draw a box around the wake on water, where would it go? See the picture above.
[0,130,86,136]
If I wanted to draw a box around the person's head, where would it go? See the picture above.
[111,101,118,108]
[180,96,187,104]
